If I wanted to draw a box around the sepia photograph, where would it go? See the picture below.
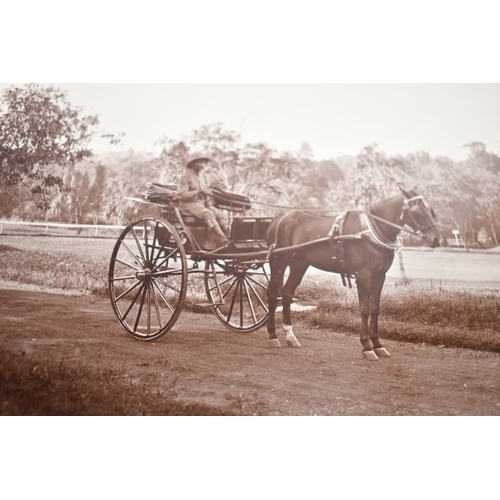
[1,1,499,498]
[2,82,499,417]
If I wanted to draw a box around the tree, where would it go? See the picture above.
[0,84,103,210]
[101,152,158,225]
[353,144,413,204]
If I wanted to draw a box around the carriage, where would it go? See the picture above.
[108,184,276,341]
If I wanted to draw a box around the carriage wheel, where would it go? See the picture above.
[109,217,187,341]
[204,259,270,333]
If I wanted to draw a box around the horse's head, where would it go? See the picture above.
[400,188,442,248]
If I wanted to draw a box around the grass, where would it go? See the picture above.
[0,238,210,302]
[1,235,499,416]
[0,350,238,416]
[1,235,500,354]
[300,277,500,353]
[0,242,110,296]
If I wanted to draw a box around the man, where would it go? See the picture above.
[177,152,229,246]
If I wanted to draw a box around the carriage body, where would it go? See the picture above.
[108,187,274,341]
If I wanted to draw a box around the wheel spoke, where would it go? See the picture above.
[112,273,139,282]
[131,227,146,265]
[133,282,148,332]
[220,275,239,301]
[151,278,176,313]
[121,282,146,321]
[149,221,159,265]
[226,278,240,323]
[207,273,235,293]
[143,220,150,266]
[243,279,258,323]
[152,246,182,272]
[153,276,182,294]
[151,281,163,329]
[152,224,174,267]
[119,241,145,269]
[239,278,244,327]
[146,282,152,335]
[246,273,269,290]
[114,279,142,302]
[244,276,268,311]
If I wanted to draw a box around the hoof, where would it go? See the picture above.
[268,338,282,348]
[362,350,379,361]
[286,337,302,348]
[374,347,391,358]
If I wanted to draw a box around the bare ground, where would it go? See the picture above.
[1,287,499,416]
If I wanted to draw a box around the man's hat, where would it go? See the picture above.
[186,152,211,168]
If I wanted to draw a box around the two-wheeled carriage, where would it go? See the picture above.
[108,186,274,340]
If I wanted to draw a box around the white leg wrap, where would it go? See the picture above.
[362,350,379,361]
[374,347,391,358]
[283,325,302,348]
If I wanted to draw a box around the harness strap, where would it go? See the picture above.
[328,212,345,239]
[358,208,402,250]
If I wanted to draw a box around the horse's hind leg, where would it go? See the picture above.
[369,273,391,358]
[267,257,286,348]
[281,260,309,347]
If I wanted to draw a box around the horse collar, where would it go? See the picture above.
[358,205,402,251]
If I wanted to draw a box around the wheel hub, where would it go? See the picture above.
[135,268,152,281]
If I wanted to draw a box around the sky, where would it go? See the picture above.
[2,83,499,162]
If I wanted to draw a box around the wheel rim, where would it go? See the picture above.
[204,259,269,333]
[109,217,187,340]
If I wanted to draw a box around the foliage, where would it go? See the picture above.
[2,94,499,248]
[0,84,101,209]
[352,143,413,205]
[155,123,343,215]
[100,151,159,224]
[407,143,500,247]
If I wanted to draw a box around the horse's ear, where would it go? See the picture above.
[399,186,418,198]
[399,186,411,198]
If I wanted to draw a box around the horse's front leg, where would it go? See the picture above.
[369,273,391,358]
[356,271,379,361]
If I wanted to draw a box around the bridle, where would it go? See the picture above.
[401,195,439,240]
[360,195,438,249]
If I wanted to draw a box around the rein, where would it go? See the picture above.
[266,195,438,258]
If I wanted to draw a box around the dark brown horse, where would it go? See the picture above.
[265,188,442,360]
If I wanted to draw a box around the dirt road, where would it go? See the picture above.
[1,288,499,415]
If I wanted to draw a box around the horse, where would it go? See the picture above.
[265,188,442,360]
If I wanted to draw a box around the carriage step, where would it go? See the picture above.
[192,302,224,312]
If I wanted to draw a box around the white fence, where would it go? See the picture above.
[0,220,126,237]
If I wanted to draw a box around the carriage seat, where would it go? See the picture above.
[179,213,207,227]
[159,205,206,227]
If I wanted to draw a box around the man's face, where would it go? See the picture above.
[191,159,210,173]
